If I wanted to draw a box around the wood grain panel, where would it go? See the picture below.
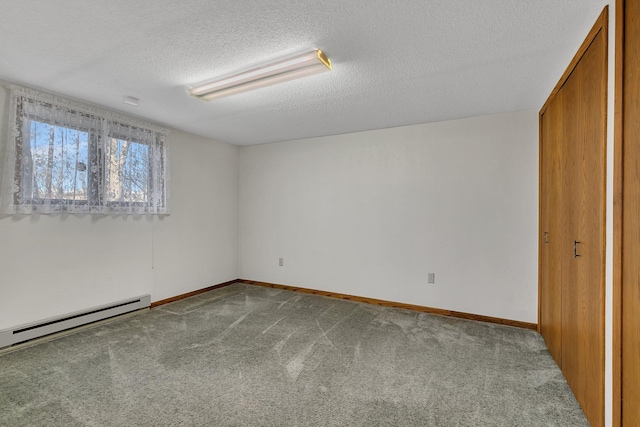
[574,28,607,426]
[539,89,564,366]
[612,2,624,424]
[240,279,538,330]
[560,44,583,411]
[539,8,607,427]
[622,0,640,424]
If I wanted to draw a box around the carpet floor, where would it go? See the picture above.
[0,283,589,426]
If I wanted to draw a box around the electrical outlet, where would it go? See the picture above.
[279,257,284,267]
[428,273,435,284]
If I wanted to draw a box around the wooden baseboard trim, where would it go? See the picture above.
[150,278,538,330]
[150,279,239,308]
[239,279,538,330]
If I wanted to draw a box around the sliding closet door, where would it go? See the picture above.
[539,9,607,427]
[559,55,581,389]
[539,89,564,367]
[563,27,607,426]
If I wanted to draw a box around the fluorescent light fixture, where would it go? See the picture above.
[188,49,332,101]
[122,96,139,106]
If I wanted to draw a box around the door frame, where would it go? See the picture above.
[613,0,624,425]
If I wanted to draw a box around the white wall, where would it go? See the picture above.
[239,110,539,323]
[152,129,239,302]
[0,82,240,331]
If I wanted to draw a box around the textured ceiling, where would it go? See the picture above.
[0,0,608,145]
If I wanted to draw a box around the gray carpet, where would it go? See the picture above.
[0,283,589,426]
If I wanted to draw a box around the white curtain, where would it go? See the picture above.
[1,85,170,215]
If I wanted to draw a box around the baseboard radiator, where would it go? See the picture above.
[0,295,151,349]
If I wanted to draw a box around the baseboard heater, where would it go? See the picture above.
[0,295,151,349]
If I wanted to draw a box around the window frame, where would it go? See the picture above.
[2,85,170,215]
[17,105,99,207]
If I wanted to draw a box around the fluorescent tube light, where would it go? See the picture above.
[188,49,332,101]
[122,96,139,106]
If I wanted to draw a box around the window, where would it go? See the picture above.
[26,120,91,203]
[1,85,169,214]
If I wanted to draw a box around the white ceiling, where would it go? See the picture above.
[0,0,608,146]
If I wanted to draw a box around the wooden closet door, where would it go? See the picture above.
[539,10,607,427]
[572,28,606,426]
[560,49,583,404]
[539,89,564,367]
[622,0,640,423]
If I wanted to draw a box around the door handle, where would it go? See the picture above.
[574,240,581,258]
[543,231,549,243]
